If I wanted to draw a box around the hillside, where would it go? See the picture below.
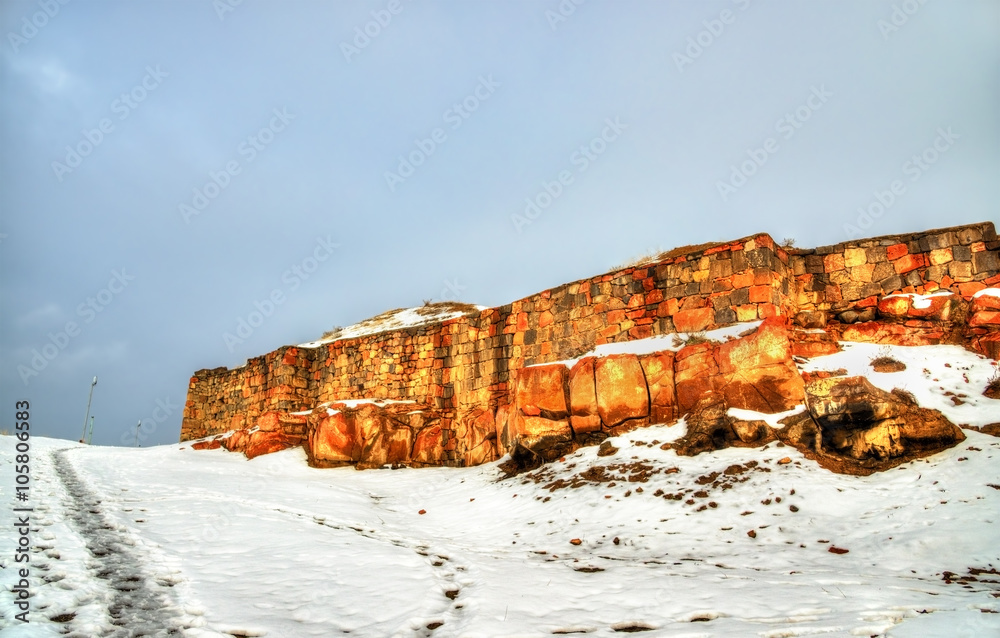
[2,397,998,635]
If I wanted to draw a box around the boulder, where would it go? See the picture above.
[510,412,574,461]
[510,364,574,458]
[639,352,676,424]
[715,319,804,413]
[454,407,498,467]
[221,428,295,460]
[513,364,569,418]
[594,354,649,428]
[306,409,361,467]
[803,376,964,465]
[568,357,602,434]
[355,403,414,469]
[411,424,446,466]
[191,438,222,451]
[674,342,719,415]
[877,292,961,322]
[243,430,295,460]
[671,397,738,457]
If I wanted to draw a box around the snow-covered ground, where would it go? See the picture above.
[2,344,999,637]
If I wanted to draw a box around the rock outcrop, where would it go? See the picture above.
[182,222,999,475]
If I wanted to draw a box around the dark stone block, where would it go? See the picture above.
[730,287,750,305]
[714,307,737,325]
[865,246,887,263]
[805,255,825,274]
[879,275,903,294]
[745,248,774,269]
[711,294,731,310]
[972,250,999,274]
[956,227,984,245]
[872,261,895,281]
[710,259,733,280]
[731,251,748,272]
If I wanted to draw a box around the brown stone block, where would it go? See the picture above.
[849,263,876,283]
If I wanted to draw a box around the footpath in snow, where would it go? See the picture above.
[2,341,999,637]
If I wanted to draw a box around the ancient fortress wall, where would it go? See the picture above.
[181,222,999,443]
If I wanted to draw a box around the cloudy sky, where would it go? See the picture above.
[1,0,997,447]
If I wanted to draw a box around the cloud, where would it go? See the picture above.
[17,302,63,327]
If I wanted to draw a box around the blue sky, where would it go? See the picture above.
[1,0,998,446]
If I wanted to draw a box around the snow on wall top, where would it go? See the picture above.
[299,302,488,348]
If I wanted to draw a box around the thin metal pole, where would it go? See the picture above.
[81,376,98,442]
[134,420,142,447]
[86,416,95,445]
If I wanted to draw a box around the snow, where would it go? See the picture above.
[289,399,417,416]
[298,305,488,348]
[537,320,763,368]
[881,291,954,309]
[798,342,1000,427]
[728,405,807,429]
[973,287,1000,299]
[2,338,999,637]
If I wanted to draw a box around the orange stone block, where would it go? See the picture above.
[893,253,925,274]
[673,307,713,332]
[539,310,554,328]
[823,253,845,273]
[886,243,908,260]
[607,309,627,324]
[957,282,986,298]
[757,303,780,318]
[970,311,1000,327]
[749,285,772,303]
[732,271,754,288]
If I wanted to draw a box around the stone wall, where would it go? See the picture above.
[788,223,999,313]
[181,222,999,445]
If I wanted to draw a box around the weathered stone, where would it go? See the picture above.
[877,292,960,322]
[306,409,361,467]
[411,424,446,466]
[513,364,569,419]
[510,412,573,459]
[715,319,805,413]
[674,343,719,415]
[595,354,649,427]
[673,306,713,332]
[639,351,676,424]
[454,407,497,466]
[804,376,963,462]
[672,397,738,456]
[793,311,827,329]
[568,357,602,434]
